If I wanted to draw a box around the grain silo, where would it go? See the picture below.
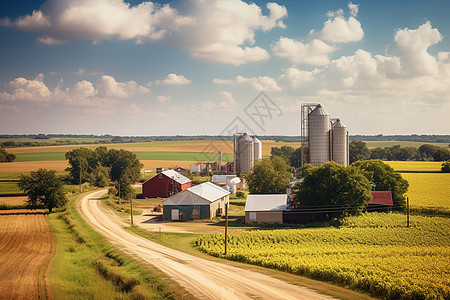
[253,136,262,162]
[331,119,348,166]
[308,104,331,166]
[218,149,223,173]
[238,133,254,174]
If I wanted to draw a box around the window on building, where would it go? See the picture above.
[249,212,256,221]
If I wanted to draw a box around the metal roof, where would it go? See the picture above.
[368,191,393,205]
[161,170,191,185]
[332,119,346,128]
[211,175,237,185]
[309,104,329,116]
[187,182,230,202]
[245,194,287,212]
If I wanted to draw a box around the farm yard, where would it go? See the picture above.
[0,214,54,299]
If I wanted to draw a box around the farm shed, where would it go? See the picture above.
[142,170,191,198]
[245,194,287,224]
[367,191,393,212]
[163,182,230,221]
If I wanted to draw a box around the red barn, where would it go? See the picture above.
[142,170,191,198]
[367,191,393,212]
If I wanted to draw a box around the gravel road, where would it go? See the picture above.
[79,189,336,300]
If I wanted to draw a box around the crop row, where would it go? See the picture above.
[195,213,450,299]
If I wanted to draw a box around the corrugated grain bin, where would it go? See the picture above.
[308,104,330,166]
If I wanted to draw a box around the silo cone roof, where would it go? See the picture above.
[252,136,261,143]
[332,119,346,128]
[240,133,253,142]
[310,104,329,116]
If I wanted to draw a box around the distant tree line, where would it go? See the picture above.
[0,147,16,162]
[65,147,142,198]
[349,141,450,163]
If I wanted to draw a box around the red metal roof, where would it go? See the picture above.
[369,191,393,205]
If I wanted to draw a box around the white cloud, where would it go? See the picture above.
[156,95,171,103]
[213,75,281,91]
[1,0,190,43]
[317,3,363,43]
[124,103,142,114]
[2,0,286,66]
[97,75,150,98]
[0,73,51,102]
[154,74,191,86]
[272,38,335,65]
[217,91,236,108]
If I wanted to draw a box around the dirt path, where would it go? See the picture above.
[78,190,336,300]
[0,214,54,300]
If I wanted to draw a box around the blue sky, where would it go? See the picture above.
[0,0,449,136]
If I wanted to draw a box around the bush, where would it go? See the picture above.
[442,160,450,173]
[236,191,245,199]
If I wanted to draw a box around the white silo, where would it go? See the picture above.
[238,133,254,174]
[331,119,348,166]
[252,136,262,163]
[218,149,222,172]
[308,104,330,166]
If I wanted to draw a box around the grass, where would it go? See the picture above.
[385,161,443,172]
[48,193,178,299]
[0,181,24,195]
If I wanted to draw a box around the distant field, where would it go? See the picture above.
[0,137,111,144]
[402,173,450,210]
[0,182,22,195]
[0,161,69,172]
[385,161,443,172]
[14,152,66,162]
[363,140,448,148]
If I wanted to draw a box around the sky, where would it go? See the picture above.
[0,0,449,136]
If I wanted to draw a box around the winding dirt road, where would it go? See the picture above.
[79,189,336,300]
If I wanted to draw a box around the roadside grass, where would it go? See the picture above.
[48,193,177,299]
[104,195,143,216]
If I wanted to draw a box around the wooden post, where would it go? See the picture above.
[130,194,134,225]
[224,203,228,257]
[407,196,410,228]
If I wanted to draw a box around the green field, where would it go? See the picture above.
[0,181,22,195]
[363,141,449,148]
[14,152,67,162]
[196,213,450,299]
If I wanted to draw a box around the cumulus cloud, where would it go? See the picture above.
[213,75,281,91]
[217,91,236,108]
[2,0,287,65]
[156,95,171,103]
[272,38,335,65]
[1,0,189,44]
[153,74,191,86]
[0,74,148,108]
[318,3,363,43]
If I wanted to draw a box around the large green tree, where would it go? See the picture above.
[65,147,99,184]
[247,156,291,194]
[18,168,67,213]
[0,147,16,162]
[270,146,295,165]
[292,162,372,220]
[105,149,143,198]
[352,160,409,210]
[349,141,371,163]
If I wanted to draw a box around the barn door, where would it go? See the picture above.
[171,209,179,220]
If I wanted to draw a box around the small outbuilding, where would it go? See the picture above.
[142,170,191,198]
[163,182,230,221]
[367,191,393,212]
[245,194,287,224]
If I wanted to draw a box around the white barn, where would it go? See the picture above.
[245,194,287,224]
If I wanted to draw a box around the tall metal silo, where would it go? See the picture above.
[253,136,262,162]
[331,119,348,166]
[238,133,254,174]
[218,149,222,173]
[308,104,330,166]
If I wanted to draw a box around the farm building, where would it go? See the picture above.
[245,194,287,224]
[163,182,230,221]
[142,170,191,198]
[172,167,188,176]
[367,191,393,212]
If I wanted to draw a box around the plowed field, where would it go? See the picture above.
[0,214,54,299]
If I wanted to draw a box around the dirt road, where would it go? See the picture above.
[79,190,336,300]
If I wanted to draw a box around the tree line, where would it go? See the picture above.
[349,141,450,163]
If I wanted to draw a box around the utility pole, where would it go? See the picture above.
[130,194,134,225]
[118,181,121,205]
[407,196,410,228]
[79,166,82,193]
[224,202,228,257]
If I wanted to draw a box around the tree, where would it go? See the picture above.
[0,147,16,162]
[349,141,370,163]
[18,169,67,213]
[105,149,143,198]
[292,162,371,220]
[65,147,99,184]
[442,161,450,173]
[290,147,302,168]
[247,156,291,194]
[270,146,295,165]
[352,160,409,210]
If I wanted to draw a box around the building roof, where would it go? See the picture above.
[211,175,237,185]
[245,194,287,212]
[161,170,191,185]
[187,182,230,202]
[368,191,393,205]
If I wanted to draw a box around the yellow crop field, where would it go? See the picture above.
[385,161,443,172]
[402,173,450,210]
[196,213,450,299]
